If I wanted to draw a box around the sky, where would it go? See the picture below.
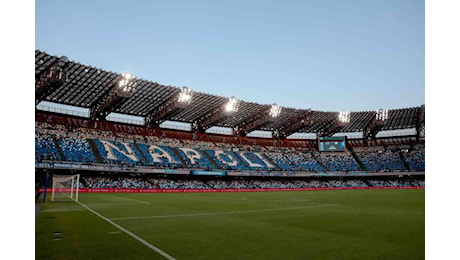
[35,0,424,112]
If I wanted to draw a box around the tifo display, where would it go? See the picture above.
[35,123,424,173]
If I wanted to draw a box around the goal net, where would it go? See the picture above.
[51,174,80,202]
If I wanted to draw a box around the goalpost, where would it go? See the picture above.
[51,174,80,202]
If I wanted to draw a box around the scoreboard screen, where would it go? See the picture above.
[318,137,346,152]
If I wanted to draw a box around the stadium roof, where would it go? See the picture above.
[35,50,424,136]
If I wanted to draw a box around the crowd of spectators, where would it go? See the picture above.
[94,139,145,166]
[368,179,425,187]
[355,147,405,171]
[79,177,424,189]
[404,151,425,171]
[35,123,425,172]
[266,152,324,171]
[58,137,97,163]
[35,133,60,161]
[316,153,360,171]
[36,123,310,154]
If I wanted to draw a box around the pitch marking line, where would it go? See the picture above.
[177,197,316,203]
[108,195,152,204]
[110,204,338,221]
[76,200,175,260]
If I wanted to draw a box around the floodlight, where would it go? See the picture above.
[117,72,135,93]
[177,87,193,104]
[225,96,239,113]
[269,104,282,117]
[123,72,132,80]
[376,109,389,121]
[339,110,350,123]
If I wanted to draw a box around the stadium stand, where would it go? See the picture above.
[35,50,425,192]
[78,176,424,189]
[354,147,406,171]
[265,151,324,171]
[93,139,144,166]
[35,133,60,161]
[57,137,97,163]
[135,143,183,168]
[316,153,360,171]
[403,145,425,171]
[35,123,425,172]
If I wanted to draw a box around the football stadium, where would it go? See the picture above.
[35,50,425,259]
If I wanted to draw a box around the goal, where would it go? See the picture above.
[51,174,80,202]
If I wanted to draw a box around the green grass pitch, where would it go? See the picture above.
[35,189,424,259]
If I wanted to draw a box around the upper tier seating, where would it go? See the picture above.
[58,137,97,163]
[35,134,60,161]
[35,124,424,172]
[404,150,425,171]
[316,153,360,171]
[356,150,405,171]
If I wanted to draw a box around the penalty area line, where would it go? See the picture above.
[75,200,176,260]
[110,204,338,221]
[106,195,152,204]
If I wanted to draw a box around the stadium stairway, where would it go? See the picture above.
[398,151,411,171]
[52,137,65,161]
[87,139,105,163]
[202,150,222,169]
[348,147,366,171]
[261,153,282,170]
[171,147,190,168]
